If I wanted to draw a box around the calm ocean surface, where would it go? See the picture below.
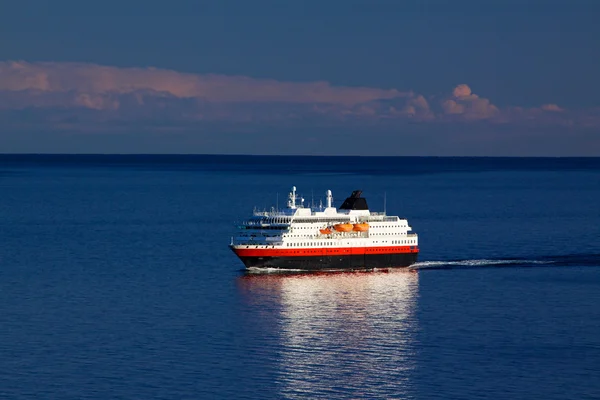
[1,155,600,399]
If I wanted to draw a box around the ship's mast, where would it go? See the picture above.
[288,186,297,209]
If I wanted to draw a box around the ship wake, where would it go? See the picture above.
[409,253,600,270]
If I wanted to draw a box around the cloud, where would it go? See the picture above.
[441,84,499,120]
[452,84,472,98]
[442,99,465,115]
[0,61,597,132]
[540,103,564,112]
[0,61,405,106]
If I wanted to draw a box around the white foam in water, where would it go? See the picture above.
[246,267,307,274]
[409,259,552,270]
[247,259,554,273]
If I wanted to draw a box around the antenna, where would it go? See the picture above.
[276,192,279,212]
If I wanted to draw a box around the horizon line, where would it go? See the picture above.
[1,153,599,159]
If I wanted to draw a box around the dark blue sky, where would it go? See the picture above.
[3,1,599,107]
[1,0,599,155]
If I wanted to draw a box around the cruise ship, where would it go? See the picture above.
[229,186,419,270]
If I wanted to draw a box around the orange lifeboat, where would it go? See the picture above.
[333,223,353,232]
[319,227,332,235]
[352,223,369,232]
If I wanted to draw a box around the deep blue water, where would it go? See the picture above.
[1,155,600,399]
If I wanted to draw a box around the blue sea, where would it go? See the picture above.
[1,154,600,399]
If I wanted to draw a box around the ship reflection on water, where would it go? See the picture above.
[237,270,420,398]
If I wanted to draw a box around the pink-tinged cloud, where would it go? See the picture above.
[541,103,564,112]
[0,61,405,106]
[0,61,597,129]
[442,84,499,120]
[442,99,465,115]
[452,84,472,98]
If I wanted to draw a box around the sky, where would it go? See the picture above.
[1,0,599,156]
